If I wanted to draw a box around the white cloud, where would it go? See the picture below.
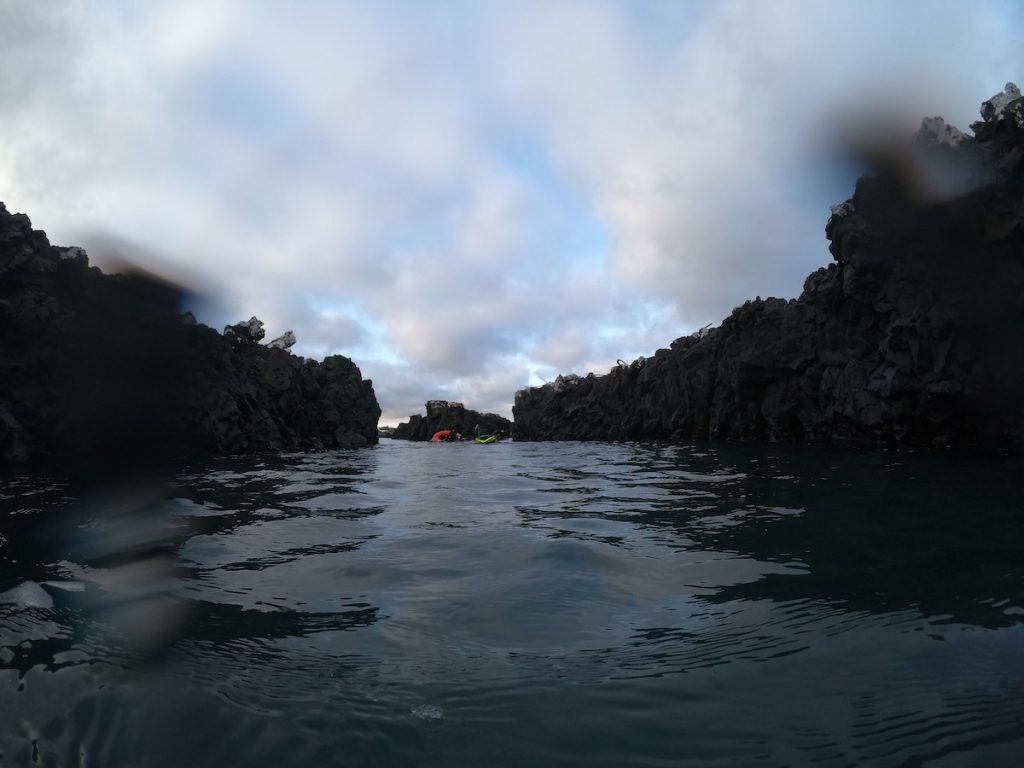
[2,0,1021,421]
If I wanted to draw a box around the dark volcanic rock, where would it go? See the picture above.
[0,205,380,469]
[177,323,379,457]
[393,400,512,440]
[224,316,266,350]
[514,83,1024,451]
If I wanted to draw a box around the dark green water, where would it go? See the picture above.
[1,441,1023,766]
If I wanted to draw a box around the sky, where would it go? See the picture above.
[1,1,1021,424]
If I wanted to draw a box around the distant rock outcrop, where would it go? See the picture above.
[224,316,266,349]
[393,400,512,440]
[514,83,1024,450]
[267,330,297,350]
[0,204,380,469]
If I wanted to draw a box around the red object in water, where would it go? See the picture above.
[431,430,461,442]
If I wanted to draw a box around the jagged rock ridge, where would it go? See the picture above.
[0,206,381,468]
[513,84,1024,450]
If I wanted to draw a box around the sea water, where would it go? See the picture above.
[1,440,1022,766]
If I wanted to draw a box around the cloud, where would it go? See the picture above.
[479,0,1021,322]
[2,0,1022,424]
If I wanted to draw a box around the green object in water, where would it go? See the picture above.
[474,435,497,444]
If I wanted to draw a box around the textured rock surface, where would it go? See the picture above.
[0,205,380,468]
[514,85,1024,450]
[393,400,512,440]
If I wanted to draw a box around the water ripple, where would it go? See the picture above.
[2,441,1023,765]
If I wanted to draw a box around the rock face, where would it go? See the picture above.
[0,205,380,469]
[178,322,380,456]
[393,400,512,440]
[514,84,1024,450]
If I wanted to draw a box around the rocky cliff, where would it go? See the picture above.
[393,400,512,440]
[0,204,380,470]
[514,84,1024,450]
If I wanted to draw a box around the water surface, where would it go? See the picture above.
[1,440,1023,766]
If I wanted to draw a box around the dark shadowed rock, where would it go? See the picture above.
[0,206,380,470]
[514,84,1024,451]
[393,400,512,440]
[224,316,266,350]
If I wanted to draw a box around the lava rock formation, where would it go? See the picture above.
[393,400,512,440]
[514,84,1024,450]
[0,205,380,469]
